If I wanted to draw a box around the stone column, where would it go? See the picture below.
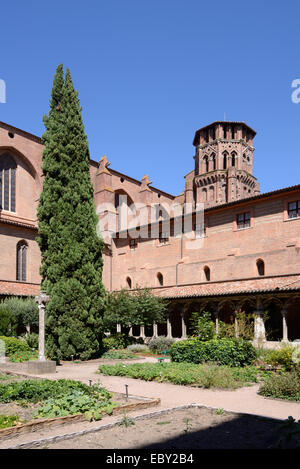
[281,308,288,342]
[153,323,158,338]
[166,315,172,339]
[253,297,266,343]
[140,325,146,339]
[35,291,50,362]
[29,291,55,374]
[214,308,220,335]
[234,312,239,339]
[180,312,187,339]
[116,324,121,333]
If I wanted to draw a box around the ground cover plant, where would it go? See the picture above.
[0,378,118,422]
[258,368,300,401]
[98,362,259,389]
[9,350,38,363]
[101,350,139,360]
[0,414,21,429]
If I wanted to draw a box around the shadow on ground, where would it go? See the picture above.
[138,414,282,449]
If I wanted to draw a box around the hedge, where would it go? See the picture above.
[170,338,257,367]
[0,336,31,356]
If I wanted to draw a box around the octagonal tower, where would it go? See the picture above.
[192,121,260,207]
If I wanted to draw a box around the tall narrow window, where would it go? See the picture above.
[16,241,27,281]
[212,153,216,170]
[231,152,236,167]
[157,272,163,286]
[256,259,265,276]
[126,277,132,289]
[204,155,209,172]
[223,152,227,169]
[0,153,16,212]
[204,266,210,281]
[288,201,300,219]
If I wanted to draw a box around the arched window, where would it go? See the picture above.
[126,277,132,289]
[256,259,265,276]
[211,153,216,170]
[16,241,27,281]
[203,156,209,172]
[223,152,228,170]
[157,272,163,286]
[231,152,236,167]
[0,153,16,212]
[204,266,210,281]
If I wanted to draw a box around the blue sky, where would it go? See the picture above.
[0,1,299,195]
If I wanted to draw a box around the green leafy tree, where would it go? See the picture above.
[103,289,167,332]
[189,311,216,341]
[37,65,106,361]
[0,297,38,335]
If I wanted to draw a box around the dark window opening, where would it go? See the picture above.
[288,201,300,219]
[0,153,17,212]
[17,242,27,282]
[157,272,163,286]
[204,266,210,281]
[257,259,265,276]
[126,277,132,289]
[236,212,251,229]
[129,239,138,250]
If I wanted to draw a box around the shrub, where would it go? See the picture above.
[148,336,175,354]
[24,332,39,350]
[170,338,257,367]
[0,308,17,336]
[0,336,30,356]
[256,345,296,371]
[102,333,138,351]
[189,311,216,341]
[127,344,150,353]
[259,369,300,401]
[0,297,38,334]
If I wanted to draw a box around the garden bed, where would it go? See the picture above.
[32,405,285,449]
[0,372,160,440]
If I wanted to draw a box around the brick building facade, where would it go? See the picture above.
[0,120,299,344]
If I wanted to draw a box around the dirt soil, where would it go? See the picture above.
[40,406,281,450]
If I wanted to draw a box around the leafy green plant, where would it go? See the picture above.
[9,350,38,363]
[256,345,296,371]
[148,336,175,354]
[0,336,31,356]
[24,333,39,350]
[170,338,257,367]
[118,413,135,427]
[183,418,192,434]
[215,408,225,415]
[258,369,300,401]
[0,308,16,336]
[0,414,21,429]
[102,333,138,352]
[190,311,216,341]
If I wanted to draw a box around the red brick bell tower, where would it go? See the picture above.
[192,121,260,207]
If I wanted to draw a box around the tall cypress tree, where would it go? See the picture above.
[37,65,106,361]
